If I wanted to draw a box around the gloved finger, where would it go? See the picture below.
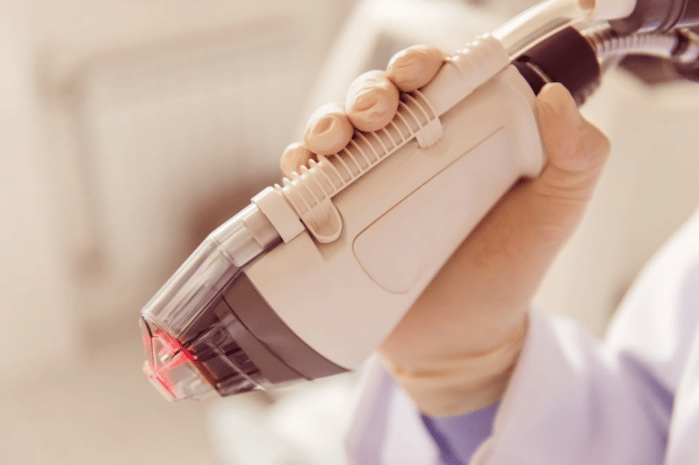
[528,83,611,239]
[463,84,609,314]
[538,83,610,174]
[345,70,399,132]
[302,103,354,156]
[386,45,446,92]
[455,85,608,292]
[457,84,609,303]
[280,142,315,178]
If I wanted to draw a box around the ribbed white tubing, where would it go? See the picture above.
[586,27,680,60]
[585,26,699,64]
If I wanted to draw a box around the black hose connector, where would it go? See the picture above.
[673,28,699,81]
[610,0,699,34]
[674,59,699,81]
[513,27,601,106]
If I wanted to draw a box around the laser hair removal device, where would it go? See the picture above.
[140,0,699,401]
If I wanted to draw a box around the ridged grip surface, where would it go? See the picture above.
[276,90,440,242]
[275,34,510,243]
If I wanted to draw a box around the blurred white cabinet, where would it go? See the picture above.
[0,14,77,390]
[0,0,355,386]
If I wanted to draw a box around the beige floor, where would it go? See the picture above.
[0,337,224,465]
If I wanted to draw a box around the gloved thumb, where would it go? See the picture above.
[527,83,610,244]
[374,83,611,417]
[429,82,612,340]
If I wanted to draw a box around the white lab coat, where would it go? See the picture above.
[346,204,699,464]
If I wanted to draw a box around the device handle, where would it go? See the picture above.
[269,35,509,243]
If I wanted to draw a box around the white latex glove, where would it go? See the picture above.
[280,45,610,417]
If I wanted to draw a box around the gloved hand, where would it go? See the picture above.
[280,45,610,417]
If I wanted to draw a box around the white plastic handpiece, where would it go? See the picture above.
[142,0,641,400]
[252,35,510,245]
[246,64,545,370]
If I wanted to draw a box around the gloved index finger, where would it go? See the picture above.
[302,103,354,156]
[345,70,399,133]
[280,142,314,178]
[386,45,446,92]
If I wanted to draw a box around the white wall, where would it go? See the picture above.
[0,10,76,387]
[0,0,355,388]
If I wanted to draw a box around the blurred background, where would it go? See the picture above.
[2,0,699,464]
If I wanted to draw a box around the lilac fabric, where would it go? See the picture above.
[421,402,500,465]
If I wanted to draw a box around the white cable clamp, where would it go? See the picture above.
[409,90,444,149]
[415,118,444,149]
[252,187,305,243]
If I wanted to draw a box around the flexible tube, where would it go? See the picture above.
[586,26,679,59]
[585,26,699,64]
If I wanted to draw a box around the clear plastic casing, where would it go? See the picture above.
[141,204,281,401]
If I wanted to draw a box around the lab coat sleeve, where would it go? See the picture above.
[471,309,670,464]
[473,207,699,464]
[345,358,499,465]
[421,403,499,464]
[347,208,699,464]
[345,357,441,465]
[347,309,669,465]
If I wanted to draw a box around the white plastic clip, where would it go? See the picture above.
[405,90,443,149]
[415,118,444,148]
[303,196,343,243]
[275,175,343,244]
[252,187,305,243]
